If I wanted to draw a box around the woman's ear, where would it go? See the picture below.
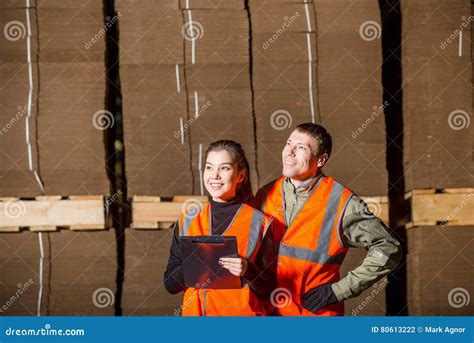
[237,170,246,184]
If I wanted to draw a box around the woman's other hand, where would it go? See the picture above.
[219,256,248,277]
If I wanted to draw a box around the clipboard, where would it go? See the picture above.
[180,235,242,289]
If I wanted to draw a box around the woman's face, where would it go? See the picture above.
[204,150,244,202]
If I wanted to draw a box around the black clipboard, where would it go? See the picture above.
[180,235,242,289]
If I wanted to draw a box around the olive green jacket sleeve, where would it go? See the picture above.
[330,194,402,302]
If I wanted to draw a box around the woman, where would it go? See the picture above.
[164,140,277,316]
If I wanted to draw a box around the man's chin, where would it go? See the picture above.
[282,167,297,178]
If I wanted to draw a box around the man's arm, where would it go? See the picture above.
[331,194,402,302]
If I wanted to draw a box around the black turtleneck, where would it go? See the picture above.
[163,197,277,301]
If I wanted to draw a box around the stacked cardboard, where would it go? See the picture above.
[0,230,116,316]
[0,231,47,315]
[312,0,387,197]
[122,229,180,315]
[0,1,41,196]
[406,226,474,315]
[250,0,317,185]
[118,0,192,197]
[401,0,473,190]
[180,3,258,192]
[401,0,473,315]
[0,0,110,196]
[46,230,117,315]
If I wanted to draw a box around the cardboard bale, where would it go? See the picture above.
[122,229,181,316]
[401,0,473,190]
[46,230,117,316]
[406,226,474,315]
[119,2,193,196]
[0,8,42,197]
[120,64,192,196]
[0,231,49,316]
[313,0,386,196]
[183,10,249,64]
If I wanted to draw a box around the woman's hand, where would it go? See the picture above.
[219,256,248,277]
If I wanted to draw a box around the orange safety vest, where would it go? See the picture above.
[255,176,353,316]
[178,202,271,316]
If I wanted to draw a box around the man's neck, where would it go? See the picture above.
[289,171,321,188]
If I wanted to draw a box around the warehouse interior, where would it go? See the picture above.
[0,0,473,316]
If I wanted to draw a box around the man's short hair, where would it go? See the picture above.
[295,123,332,158]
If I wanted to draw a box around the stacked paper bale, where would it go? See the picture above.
[0,1,41,196]
[406,226,473,315]
[0,230,116,316]
[118,0,192,197]
[250,0,317,185]
[122,229,180,315]
[313,0,387,197]
[0,0,109,197]
[180,1,258,193]
[0,231,47,316]
[401,0,474,315]
[34,0,110,195]
[46,230,117,315]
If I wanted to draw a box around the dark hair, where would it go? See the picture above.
[295,123,332,158]
[205,140,253,204]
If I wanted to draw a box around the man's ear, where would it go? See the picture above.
[316,153,329,168]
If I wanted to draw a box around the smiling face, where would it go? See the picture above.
[282,130,328,185]
[204,150,245,202]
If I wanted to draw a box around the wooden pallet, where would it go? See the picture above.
[131,195,209,229]
[0,195,107,232]
[360,196,389,225]
[130,195,389,229]
[405,188,474,228]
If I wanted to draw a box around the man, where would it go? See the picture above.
[255,123,402,316]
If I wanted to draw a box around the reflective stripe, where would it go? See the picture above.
[279,244,346,265]
[245,209,264,258]
[316,182,344,253]
[180,211,196,236]
[335,191,353,247]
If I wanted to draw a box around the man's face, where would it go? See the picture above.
[282,130,320,180]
